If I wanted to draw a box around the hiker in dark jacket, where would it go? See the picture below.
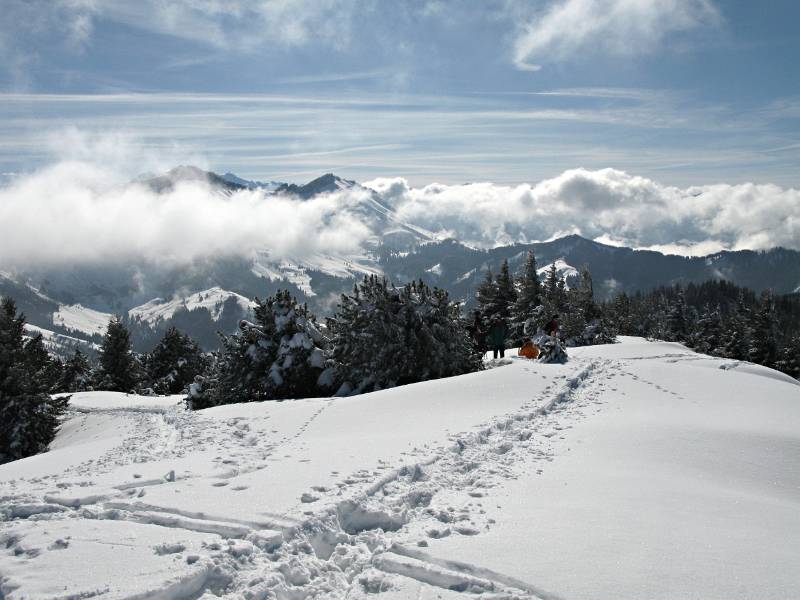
[545,314,560,338]
[467,310,487,354]
[487,317,508,359]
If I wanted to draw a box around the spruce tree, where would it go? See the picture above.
[495,259,517,320]
[60,349,91,393]
[22,334,63,392]
[209,290,328,406]
[328,276,481,394]
[147,326,204,394]
[0,297,68,464]
[776,334,800,379]
[510,250,541,342]
[720,293,752,361]
[543,263,559,307]
[95,317,140,392]
[691,304,723,355]
[749,290,778,368]
[476,269,498,323]
[667,287,689,342]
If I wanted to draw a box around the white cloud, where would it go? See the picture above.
[513,0,721,71]
[0,140,372,267]
[40,0,369,52]
[365,168,800,255]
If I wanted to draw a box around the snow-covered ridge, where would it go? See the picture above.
[52,304,112,336]
[128,287,254,325]
[1,338,798,599]
[537,258,579,282]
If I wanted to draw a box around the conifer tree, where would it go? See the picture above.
[476,269,498,323]
[749,290,778,368]
[495,259,517,320]
[328,276,481,394]
[691,304,723,355]
[22,334,63,392]
[543,263,559,307]
[510,250,541,342]
[0,297,68,464]
[60,349,91,393]
[147,326,204,394]
[719,293,752,361]
[209,290,328,406]
[667,287,689,342]
[94,317,140,392]
[776,334,800,379]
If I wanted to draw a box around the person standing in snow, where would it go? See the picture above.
[467,310,487,355]
[545,314,560,338]
[487,316,508,359]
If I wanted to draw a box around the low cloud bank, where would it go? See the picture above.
[0,161,371,268]
[366,168,800,255]
[1,159,797,270]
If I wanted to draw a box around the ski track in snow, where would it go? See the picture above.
[0,357,657,598]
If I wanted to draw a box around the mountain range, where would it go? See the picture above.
[3,166,798,355]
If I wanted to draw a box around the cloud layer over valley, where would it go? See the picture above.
[0,147,798,270]
[367,169,800,255]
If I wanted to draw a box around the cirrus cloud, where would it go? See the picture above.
[513,0,721,71]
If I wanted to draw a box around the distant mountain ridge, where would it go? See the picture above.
[2,167,798,353]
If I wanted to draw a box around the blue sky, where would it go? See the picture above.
[1,0,799,186]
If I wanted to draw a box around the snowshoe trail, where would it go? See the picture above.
[0,359,613,599]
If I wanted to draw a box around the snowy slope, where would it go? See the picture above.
[537,258,578,283]
[23,323,98,355]
[128,287,254,325]
[1,339,799,599]
[52,304,113,336]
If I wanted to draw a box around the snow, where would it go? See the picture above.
[129,286,254,325]
[1,338,798,599]
[52,303,112,335]
[537,258,579,282]
[425,263,443,276]
[23,323,98,354]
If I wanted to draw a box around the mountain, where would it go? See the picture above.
[2,338,798,598]
[140,165,246,194]
[275,172,356,198]
[221,172,283,191]
[3,169,799,352]
[385,234,800,304]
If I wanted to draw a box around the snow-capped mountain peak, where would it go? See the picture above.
[274,173,357,199]
[220,172,283,191]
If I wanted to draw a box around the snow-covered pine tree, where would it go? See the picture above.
[328,276,481,394]
[94,317,140,392]
[22,333,63,392]
[719,292,753,360]
[209,290,328,406]
[510,250,541,343]
[476,269,499,323]
[748,289,779,368]
[0,297,68,464]
[147,326,204,394]
[543,262,558,304]
[59,349,91,393]
[495,259,517,320]
[666,287,689,342]
[691,304,723,355]
[776,333,800,379]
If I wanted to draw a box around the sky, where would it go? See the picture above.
[0,0,798,261]
[1,0,799,187]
